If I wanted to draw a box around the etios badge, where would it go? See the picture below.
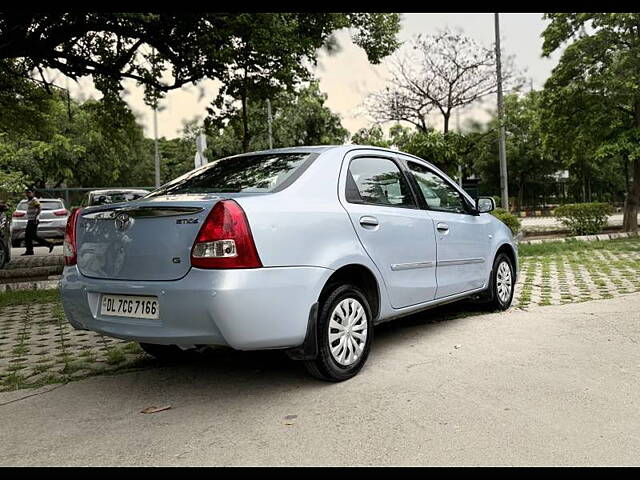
[114,213,132,231]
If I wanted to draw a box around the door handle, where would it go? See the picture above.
[436,222,449,232]
[359,216,379,227]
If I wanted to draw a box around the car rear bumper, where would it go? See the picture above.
[60,265,332,350]
[11,225,65,241]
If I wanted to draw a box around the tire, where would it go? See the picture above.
[485,253,515,311]
[304,284,373,382]
[139,343,194,362]
[11,239,21,248]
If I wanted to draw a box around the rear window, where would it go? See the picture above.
[17,200,64,210]
[147,153,312,197]
[90,191,148,206]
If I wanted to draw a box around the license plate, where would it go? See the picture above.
[100,294,159,320]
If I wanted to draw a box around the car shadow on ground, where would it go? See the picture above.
[120,301,491,389]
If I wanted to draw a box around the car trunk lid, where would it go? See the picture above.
[76,195,222,281]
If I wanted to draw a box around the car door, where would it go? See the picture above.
[403,159,493,299]
[339,152,438,309]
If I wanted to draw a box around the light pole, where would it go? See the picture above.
[494,13,509,210]
[151,47,161,188]
[266,98,273,149]
[456,108,463,187]
[153,101,160,188]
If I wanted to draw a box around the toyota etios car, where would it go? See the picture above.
[60,146,517,381]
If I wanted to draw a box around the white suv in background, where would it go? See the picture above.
[10,198,69,248]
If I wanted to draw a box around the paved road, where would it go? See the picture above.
[1,295,639,466]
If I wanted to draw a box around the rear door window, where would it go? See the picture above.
[346,157,416,208]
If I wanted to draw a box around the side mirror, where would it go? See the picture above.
[476,197,495,214]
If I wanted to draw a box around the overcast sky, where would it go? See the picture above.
[60,13,561,140]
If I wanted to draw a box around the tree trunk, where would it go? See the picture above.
[241,94,249,152]
[623,157,640,232]
[241,66,249,153]
[518,173,524,212]
[443,113,450,134]
[623,100,640,232]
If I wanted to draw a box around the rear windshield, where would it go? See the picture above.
[90,191,148,206]
[146,153,312,197]
[17,200,64,210]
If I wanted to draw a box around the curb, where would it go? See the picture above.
[518,231,639,246]
[4,255,64,269]
[0,265,63,281]
[0,277,60,293]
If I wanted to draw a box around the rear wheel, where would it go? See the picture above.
[139,343,194,362]
[304,284,373,382]
[11,239,21,248]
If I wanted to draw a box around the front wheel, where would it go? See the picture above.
[485,253,515,311]
[304,284,373,382]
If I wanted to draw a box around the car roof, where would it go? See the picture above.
[232,145,428,164]
[231,146,337,157]
[89,189,149,195]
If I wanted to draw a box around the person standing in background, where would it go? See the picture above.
[22,188,54,256]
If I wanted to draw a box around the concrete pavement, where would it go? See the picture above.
[9,244,63,260]
[1,295,639,466]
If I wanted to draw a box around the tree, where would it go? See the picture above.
[475,91,562,208]
[367,28,519,134]
[206,81,349,159]
[0,14,229,104]
[351,125,392,148]
[266,82,349,148]
[542,13,640,231]
[0,89,153,189]
[350,123,473,178]
[539,82,627,205]
[156,119,205,183]
[1,13,400,109]
[204,13,400,151]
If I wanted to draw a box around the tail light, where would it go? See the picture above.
[63,208,82,266]
[191,200,262,269]
[53,209,68,216]
[12,211,25,218]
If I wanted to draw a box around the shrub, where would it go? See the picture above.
[553,202,613,236]
[491,207,521,236]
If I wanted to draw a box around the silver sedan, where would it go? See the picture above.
[60,146,517,381]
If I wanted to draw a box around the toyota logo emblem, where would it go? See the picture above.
[114,213,132,231]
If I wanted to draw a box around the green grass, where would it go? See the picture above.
[106,347,126,365]
[0,288,60,309]
[518,236,640,257]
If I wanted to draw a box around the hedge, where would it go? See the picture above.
[491,208,521,236]
[553,202,613,236]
